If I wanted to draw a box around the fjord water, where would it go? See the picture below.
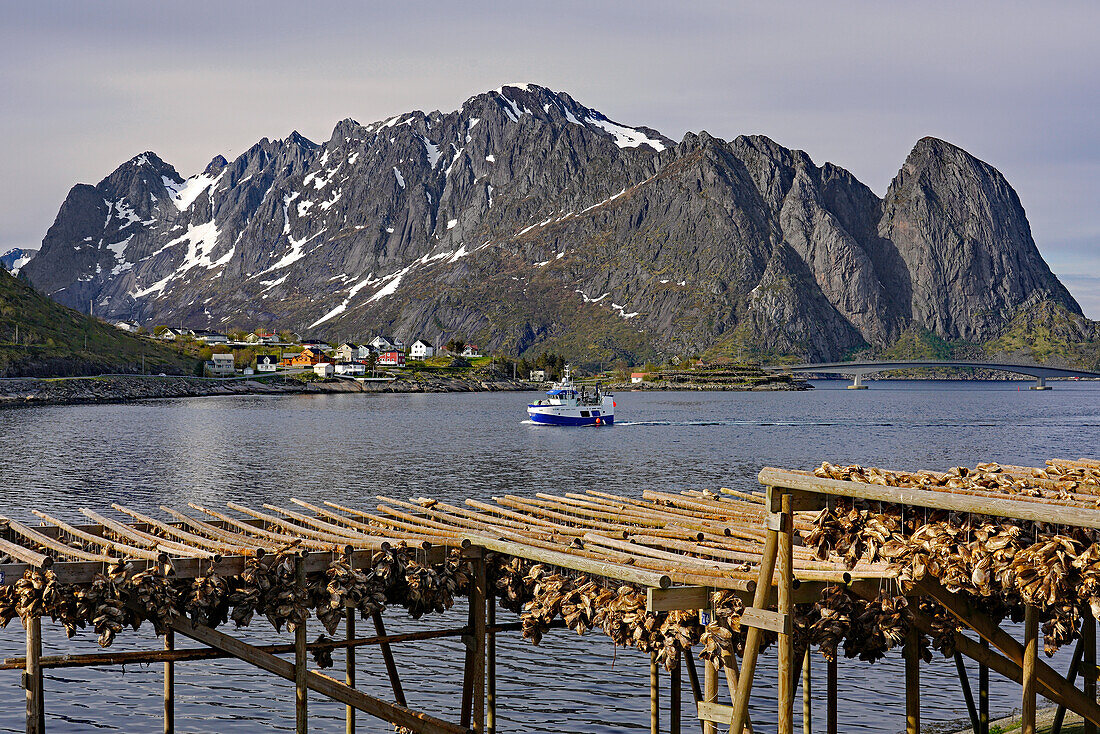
[2,380,1098,733]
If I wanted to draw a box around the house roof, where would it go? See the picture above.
[411,339,433,347]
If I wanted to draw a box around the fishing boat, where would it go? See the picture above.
[527,366,615,426]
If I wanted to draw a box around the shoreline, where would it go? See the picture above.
[0,373,530,408]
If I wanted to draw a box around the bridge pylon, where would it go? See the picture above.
[847,373,868,389]
[1030,376,1052,390]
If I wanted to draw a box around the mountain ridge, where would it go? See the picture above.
[21,84,1086,364]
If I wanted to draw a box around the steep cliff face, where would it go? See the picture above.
[22,86,1083,362]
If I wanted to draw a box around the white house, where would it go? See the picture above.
[461,345,482,358]
[369,335,397,353]
[246,331,280,345]
[410,339,435,359]
[334,343,362,363]
[207,352,235,377]
[158,327,184,341]
[193,330,229,345]
[530,369,546,381]
[334,362,366,376]
[314,362,334,378]
[631,372,647,384]
[112,321,140,333]
[256,354,279,372]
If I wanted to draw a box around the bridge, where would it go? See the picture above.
[764,359,1100,389]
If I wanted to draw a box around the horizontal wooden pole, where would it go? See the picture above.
[759,467,1100,529]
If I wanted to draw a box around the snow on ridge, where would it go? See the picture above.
[583,112,666,151]
[420,135,442,168]
[393,167,405,189]
[163,169,224,212]
[447,218,458,230]
[582,188,627,213]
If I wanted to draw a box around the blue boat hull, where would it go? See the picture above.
[527,409,614,426]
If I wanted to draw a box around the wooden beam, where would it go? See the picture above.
[954,651,980,734]
[905,625,919,734]
[295,556,308,734]
[777,492,794,734]
[372,612,407,706]
[802,648,811,734]
[730,502,780,734]
[346,609,355,734]
[827,656,837,734]
[164,631,174,734]
[919,579,1100,727]
[647,586,709,613]
[26,614,43,734]
[166,615,467,734]
[758,467,1100,529]
[1023,606,1038,734]
[1051,635,1084,734]
[697,701,733,725]
[741,607,790,635]
[471,551,487,733]
[487,595,496,734]
[979,639,989,734]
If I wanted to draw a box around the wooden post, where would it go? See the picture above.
[345,609,355,734]
[487,593,496,734]
[703,657,718,734]
[802,647,811,734]
[25,614,43,734]
[827,656,837,734]
[905,626,919,734]
[651,651,660,734]
[371,611,406,705]
[729,493,781,734]
[295,555,308,734]
[979,639,989,734]
[953,650,980,734]
[1022,605,1038,734]
[777,492,794,734]
[471,551,487,733]
[1051,634,1085,734]
[164,630,174,734]
[671,654,681,734]
[1086,608,1097,734]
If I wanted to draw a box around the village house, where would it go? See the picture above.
[313,362,334,378]
[300,338,332,352]
[284,347,325,368]
[206,352,235,377]
[246,331,280,345]
[377,351,406,367]
[157,327,186,341]
[461,344,483,358]
[409,339,434,359]
[530,369,546,381]
[256,354,280,372]
[334,362,366,376]
[368,335,399,353]
[631,372,647,384]
[333,342,362,363]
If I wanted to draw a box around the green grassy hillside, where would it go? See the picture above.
[0,269,196,377]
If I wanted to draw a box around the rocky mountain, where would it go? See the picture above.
[0,247,35,273]
[22,84,1084,363]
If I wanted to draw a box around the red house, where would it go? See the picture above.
[377,351,406,367]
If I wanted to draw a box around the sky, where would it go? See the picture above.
[1,1,1097,316]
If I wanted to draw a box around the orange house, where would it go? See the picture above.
[283,347,324,368]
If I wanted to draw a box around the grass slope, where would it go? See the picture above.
[0,269,196,377]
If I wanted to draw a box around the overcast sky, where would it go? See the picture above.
[1,1,1097,315]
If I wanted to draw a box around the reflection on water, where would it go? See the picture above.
[1,380,1098,732]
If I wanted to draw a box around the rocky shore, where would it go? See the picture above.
[0,373,530,408]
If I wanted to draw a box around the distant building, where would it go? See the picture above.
[314,362,334,378]
[256,354,280,372]
[631,372,647,384]
[410,339,435,359]
[301,338,332,352]
[530,370,546,381]
[112,321,140,333]
[377,351,406,367]
[246,331,279,345]
[158,327,185,341]
[334,342,361,363]
[285,347,325,368]
[368,335,398,353]
[193,330,229,345]
[461,345,482,358]
[207,352,235,377]
[334,362,366,376]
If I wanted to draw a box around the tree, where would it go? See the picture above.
[136,326,149,336]
[228,329,248,342]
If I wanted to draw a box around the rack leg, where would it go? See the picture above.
[905,626,919,734]
[777,492,794,734]
[295,556,307,734]
[827,656,837,734]
[651,651,660,734]
[371,611,406,705]
[803,647,811,734]
[979,639,989,734]
[703,657,718,734]
[487,593,496,734]
[1022,606,1038,734]
[26,615,43,734]
[164,630,174,734]
[671,654,681,734]
[471,551,487,733]
[345,609,355,734]
[1086,608,1097,734]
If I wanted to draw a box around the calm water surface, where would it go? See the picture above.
[1,380,1098,732]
